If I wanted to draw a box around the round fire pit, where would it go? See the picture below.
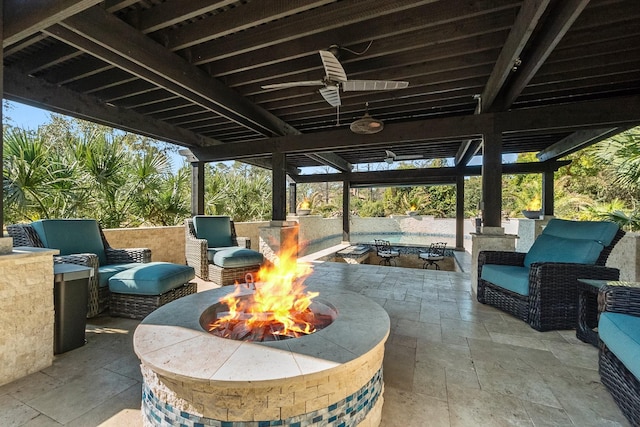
[134,286,390,427]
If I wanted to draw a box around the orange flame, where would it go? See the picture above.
[209,234,318,340]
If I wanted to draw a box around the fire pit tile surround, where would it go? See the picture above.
[134,287,390,426]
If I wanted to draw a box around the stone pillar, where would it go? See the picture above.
[516,216,553,253]
[471,229,517,296]
[0,248,57,386]
[259,221,299,265]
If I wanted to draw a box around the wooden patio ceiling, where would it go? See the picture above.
[3,0,640,180]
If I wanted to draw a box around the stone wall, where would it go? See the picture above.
[0,248,57,386]
[102,226,185,264]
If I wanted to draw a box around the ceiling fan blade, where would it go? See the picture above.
[342,80,409,91]
[319,86,341,106]
[261,80,324,89]
[319,50,347,82]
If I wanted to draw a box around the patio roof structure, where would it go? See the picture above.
[3,0,640,237]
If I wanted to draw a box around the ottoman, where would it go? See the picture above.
[109,262,196,319]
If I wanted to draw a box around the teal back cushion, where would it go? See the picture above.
[524,234,604,267]
[32,219,107,265]
[543,219,619,246]
[193,216,233,248]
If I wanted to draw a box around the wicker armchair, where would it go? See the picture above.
[478,219,624,331]
[185,216,263,286]
[597,283,640,426]
[7,221,151,317]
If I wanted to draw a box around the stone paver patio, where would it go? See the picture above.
[0,261,631,426]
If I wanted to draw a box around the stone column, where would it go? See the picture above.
[516,216,553,253]
[259,221,299,265]
[0,248,57,386]
[471,228,517,296]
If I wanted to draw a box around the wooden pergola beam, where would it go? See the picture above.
[189,95,640,162]
[3,0,101,47]
[3,67,217,148]
[536,127,632,162]
[292,160,571,185]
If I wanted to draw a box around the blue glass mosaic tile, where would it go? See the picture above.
[142,367,383,427]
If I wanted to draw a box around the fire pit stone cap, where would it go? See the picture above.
[134,288,389,384]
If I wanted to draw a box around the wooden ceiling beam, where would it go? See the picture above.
[54,6,351,173]
[164,0,335,51]
[3,0,102,47]
[494,0,590,111]
[189,94,640,162]
[211,2,518,76]
[187,0,440,64]
[292,160,571,184]
[536,127,631,162]
[3,67,219,149]
[480,0,551,111]
[50,8,298,137]
[122,0,238,34]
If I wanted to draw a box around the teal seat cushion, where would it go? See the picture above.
[524,234,604,267]
[481,264,530,296]
[32,219,107,265]
[212,247,264,268]
[207,246,240,263]
[599,312,640,380]
[193,216,233,248]
[108,262,195,296]
[98,263,142,287]
[543,219,619,246]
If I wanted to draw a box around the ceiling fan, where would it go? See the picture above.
[261,48,409,107]
[383,150,423,164]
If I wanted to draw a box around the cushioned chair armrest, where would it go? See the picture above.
[105,247,151,264]
[478,250,526,268]
[237,236,251,249]
[599,284,640,317]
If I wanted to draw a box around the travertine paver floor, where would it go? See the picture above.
[0,261,631,426]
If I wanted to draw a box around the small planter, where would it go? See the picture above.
[522,210,542,219]
[296,209,311,216]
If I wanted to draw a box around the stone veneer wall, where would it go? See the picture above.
[0,248,57,386]
[103,222,269,265]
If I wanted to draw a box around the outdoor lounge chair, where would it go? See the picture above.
[185,216,264,286]
[7,219,151,317]
[598,282,640,426]
[477,219,624,331]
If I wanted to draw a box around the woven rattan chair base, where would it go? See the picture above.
[480,280,529,322]
[208,264,262,286]
[599,343,640,426]
[109,282,197,320]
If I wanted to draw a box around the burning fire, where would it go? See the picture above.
[208,236,323,341]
